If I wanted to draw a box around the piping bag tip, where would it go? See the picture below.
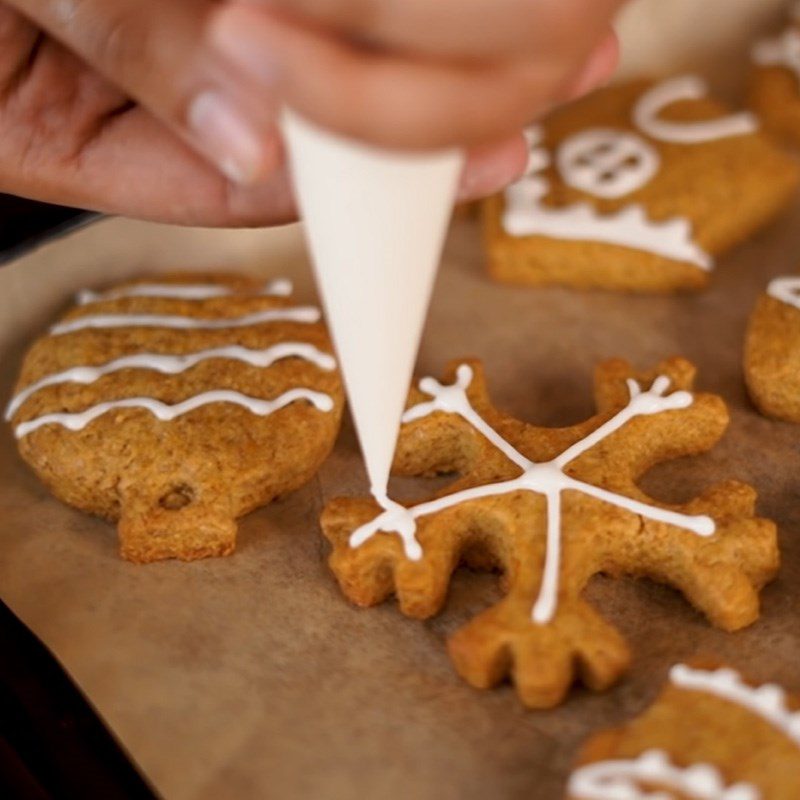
[281,109,464,498]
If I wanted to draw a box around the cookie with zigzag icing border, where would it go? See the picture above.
[568,662,800,800]
[321,358,778,708]
[483,76,799,293]
[6,272,344,563]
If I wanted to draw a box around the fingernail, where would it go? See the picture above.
[457,135,529,201]
[211,6,283,86]
[187,91,264,184]
[566,32,620,101]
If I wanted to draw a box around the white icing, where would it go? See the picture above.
[766,276,800,311]
[350,365,715,624]
[49,306,320,336]
[632,76,758,144]
[568,750,760,800]
[14,388,334,439]
[523,124,551,175]
[670,664,800,748]
[556,129,660,199]
[76,278,293,305]
[502,127,712,270]
[752,29,800,86]
[5,343,336,420]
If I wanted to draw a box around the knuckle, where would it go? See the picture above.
[70,0,152,80]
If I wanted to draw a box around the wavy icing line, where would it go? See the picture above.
[76,278,293,305]
[350,365,715,624]
[11,278,337,437]
[14,388,334,439]
[502,127,713,270]
[5,343,336,420]
[766,276,800,311]
[49,306,320,336]
[568,750,760,800]
[670,664,800,748]
[752,29,800,86]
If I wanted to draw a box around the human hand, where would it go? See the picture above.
[0,0,623,227]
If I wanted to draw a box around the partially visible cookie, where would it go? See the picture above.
[750,2,800,147]
[744,276,800,422]
[6,273,344,563]
[321,357,778,708]
[483,76,799,293]
[567,663,800,799]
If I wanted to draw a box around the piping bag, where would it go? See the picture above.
[282,109,464,505]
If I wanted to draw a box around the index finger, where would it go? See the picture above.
[246,0,628,60]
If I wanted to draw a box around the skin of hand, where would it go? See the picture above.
[0,0,623,227]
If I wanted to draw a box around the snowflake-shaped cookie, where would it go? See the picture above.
[321,358,778,708]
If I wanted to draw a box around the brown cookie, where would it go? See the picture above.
[321,358,778,708]
[483,77,799,293]
[567,662,800,799]
[6,272,344,563]
[744,276,800,422]
[750,5,800,147]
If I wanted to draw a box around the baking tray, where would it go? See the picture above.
[1,207,798,798]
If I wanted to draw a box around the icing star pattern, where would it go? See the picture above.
[321,358,778,708]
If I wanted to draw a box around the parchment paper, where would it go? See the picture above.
[1,196,800,799]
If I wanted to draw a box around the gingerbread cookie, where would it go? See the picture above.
[750,2,800,147]
[483,77,799,293]
[6,273,344,563]
[321,358,778,709]
[568,663,800,799]
[744,275,800,422]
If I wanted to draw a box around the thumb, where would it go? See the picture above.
[7,0,281,185]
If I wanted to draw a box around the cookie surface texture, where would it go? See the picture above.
[483,77,799,293]
[745,276,800,423]
[750,3,800,147]
[567,663,800,800]
[7,273,344,563]
[321,358,778,708]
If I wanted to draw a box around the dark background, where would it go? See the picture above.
[0,194,152,799]
[0,194,97,267]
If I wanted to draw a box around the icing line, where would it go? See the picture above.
[49,306,320,335]
[14,388,334,439]
[752,29,800,86]
[632,75,758,145]
[502,127,712,270]
[670,664,800,748]
[349,365,715,624]
[5,342,336,420]
[766,276,800,311]
[76,278,293,305]
[568,749,760,800]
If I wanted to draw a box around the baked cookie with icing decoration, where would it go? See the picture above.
[6,273,344,563]
[750,2,800,147]
[483,76,799,293]
[567,663,800,800]
[744,275,800,422]
[320,358,778,708]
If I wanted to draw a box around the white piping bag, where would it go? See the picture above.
[282,109,464,500]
